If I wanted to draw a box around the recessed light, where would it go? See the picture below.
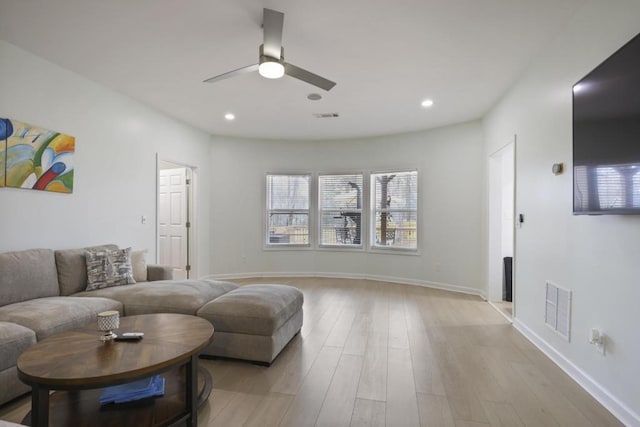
[307,93,322,101]
[224,113,235,121]
[421,99,434,108]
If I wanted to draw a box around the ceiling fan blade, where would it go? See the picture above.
[263,8,284,58]
[284,63,336,91]
[203,64,259,83]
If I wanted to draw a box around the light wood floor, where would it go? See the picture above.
[490,301,513,321]
[0,278,622,426]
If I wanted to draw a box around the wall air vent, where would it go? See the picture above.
[313,113,340,118]
[545,281,572,341]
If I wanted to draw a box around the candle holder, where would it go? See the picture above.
[97,310,120,341]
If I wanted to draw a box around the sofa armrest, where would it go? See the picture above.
[147,265,174,281]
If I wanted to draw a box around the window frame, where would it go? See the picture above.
[369,169,419,253]
[264,172,313,249]
[317,172,366,249]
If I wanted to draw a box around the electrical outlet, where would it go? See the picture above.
[141,215,147,224]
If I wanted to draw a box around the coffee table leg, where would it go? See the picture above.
[31,386,49,427]
[186,355,198,427]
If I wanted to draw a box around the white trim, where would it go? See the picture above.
[368,247,421,256]
[487,301,513,323]
[199,271,486,299]
[513,319,639,427]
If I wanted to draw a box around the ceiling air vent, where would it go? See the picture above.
[313,113,339,118]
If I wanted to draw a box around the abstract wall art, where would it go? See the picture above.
[0,118,75,193]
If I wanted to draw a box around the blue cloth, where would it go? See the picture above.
[99,375,165,405]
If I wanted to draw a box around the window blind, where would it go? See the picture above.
[266,174,310,245]
[318,174,363,246]
[371,170,418,249]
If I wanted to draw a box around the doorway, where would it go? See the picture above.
[488,139,515,320]
[157,159,195,280]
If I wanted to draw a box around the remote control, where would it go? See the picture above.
[123,332,144,338]
[114,332,144,341]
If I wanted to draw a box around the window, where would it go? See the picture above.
[318,174,363,246]
[266,174,310,246]
[371,170,418,250]
[265,170,419,251]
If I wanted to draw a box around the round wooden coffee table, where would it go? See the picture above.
[17,313,214,427]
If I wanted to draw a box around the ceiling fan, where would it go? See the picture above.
[203,8,336,91]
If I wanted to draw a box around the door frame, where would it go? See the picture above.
[487,136,516,319]
[156,155,198,279]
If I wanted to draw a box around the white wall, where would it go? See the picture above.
[483,0,640,423]
[209,121,485,294]
[0,41,212,277]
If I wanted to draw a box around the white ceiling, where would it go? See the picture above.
[0,0,585,140]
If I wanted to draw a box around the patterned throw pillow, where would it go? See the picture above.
[85,247,136,291]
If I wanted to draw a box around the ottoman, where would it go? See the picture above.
[197,284,304,365]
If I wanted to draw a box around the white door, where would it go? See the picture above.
[488,141,515,304]
[159,167,188,280]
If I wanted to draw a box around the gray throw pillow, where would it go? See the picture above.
[85,247,136,291]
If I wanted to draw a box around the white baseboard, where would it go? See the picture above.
[201,271,486,299]
[513,319,639,427]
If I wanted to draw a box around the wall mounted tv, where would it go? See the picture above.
[573,32,640,215]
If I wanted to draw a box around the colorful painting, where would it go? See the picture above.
[0,118,75,193]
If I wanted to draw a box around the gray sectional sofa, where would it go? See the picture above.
[0,245,303,406]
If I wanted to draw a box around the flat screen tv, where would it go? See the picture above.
[573,32,640,214]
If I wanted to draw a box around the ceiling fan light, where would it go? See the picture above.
[259,60,285,79]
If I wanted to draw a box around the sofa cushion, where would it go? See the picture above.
[0,297,122,340]
[55,244,118,296]
[197,284,304,336]
[131,250,148,282]
[85,247,135,291]
[147,264,173,281]
[0,367,31,416]
[0,322,36,371]
[74,279,238,316]
[0,249,59,307]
